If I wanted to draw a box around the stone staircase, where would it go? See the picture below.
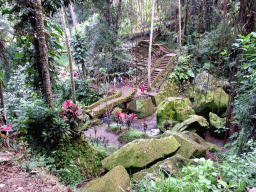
[144,52,175,89]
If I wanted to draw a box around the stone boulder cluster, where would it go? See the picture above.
[156,71,229,135]
[82,130,220,192]
[81,72,227,192]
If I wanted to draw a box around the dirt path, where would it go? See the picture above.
[92,86,135,111]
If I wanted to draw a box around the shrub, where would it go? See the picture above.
[20,99,69,153]
[56,78,101,106]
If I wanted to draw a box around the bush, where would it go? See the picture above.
[56,78,101,106]
[41,139,105,186]
[20,99,69,153]
[231,32,256,153]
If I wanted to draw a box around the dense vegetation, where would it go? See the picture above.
[0,0,255,191]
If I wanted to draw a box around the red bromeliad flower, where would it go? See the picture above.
[123,113,129,119]
[116,111,121,118]
[2,124,12,131]
[130,113,136,120]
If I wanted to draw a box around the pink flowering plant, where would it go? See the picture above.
[115,110,123,130]
[59,100,86,132]
[0,124,19,148]
[115,111,136,130]
[123,113,136,130]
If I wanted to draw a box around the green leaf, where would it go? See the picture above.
[241,64,249,69]
[0,72,3,78]
[15,52,23,58]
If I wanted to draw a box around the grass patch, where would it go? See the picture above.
[118,129,149,144]
[106,124,127,135]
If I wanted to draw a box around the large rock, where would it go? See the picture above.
[171,115,209,135]
[162,131,207,159]
[132,154,193,182]
[102,136,181,171]
[183,131,220,152]
[156,97,195,131]
[154,79,179,106]
[81,165,130,192]
[209,112,226,129]
[127,98,154,119]
[194,88,229,119]
[194,71,218,92]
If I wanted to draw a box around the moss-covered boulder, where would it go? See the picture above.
[132,154,193,182]
[156,97,195,131]
[182,131,220,152]
[205,142,221,152]
[102,136,181,171]
[154,79,179,106]
[81,165,130,192]
[162,131,207,159]
[171,115,209,135]
[127,98,154,119]
[209,112,226,129]
[194,88,229,119]
[194,71,218,92]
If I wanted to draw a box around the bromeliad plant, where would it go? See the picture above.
[115,111,136,130]
[59,100,87,136]
[123,113,136,130]
[115,110,123,131]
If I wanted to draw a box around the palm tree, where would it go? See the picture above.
[35,0,54,108]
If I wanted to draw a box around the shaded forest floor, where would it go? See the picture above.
[0,150,72,192]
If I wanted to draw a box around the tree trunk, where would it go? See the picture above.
[238,0,256,35]
[147,0,155,90]
[35,0,54,108]
[0,77,6,126]
[178,0,182,46]
[69,2,78,34]
[115,0,122,37]
[107,0,113,30]
[81,62,86,79]
[61,6,76,104]
[0,41,9,70]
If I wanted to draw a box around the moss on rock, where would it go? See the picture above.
[205,142,221,152]
[127,98,154,119]
[194,71,218,92]
[162,131,207,159]
[194,88,229,119]
[132,154,193,182]
[209,112,226,129]
[171,115,209,135]
[182,131,220,152]
[156,97,195,131]
[81,165,130,192]
[101,136,181,171]
[154,79,179,107]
